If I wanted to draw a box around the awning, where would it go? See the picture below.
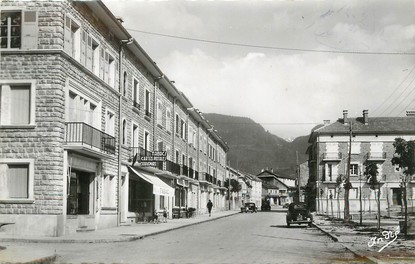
[128,166,175,197]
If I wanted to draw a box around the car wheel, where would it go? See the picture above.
[308,222,312,227]
[286,222,290,227]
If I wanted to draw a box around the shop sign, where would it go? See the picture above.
[140,151,167,162]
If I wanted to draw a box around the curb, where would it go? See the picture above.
[141,211,239,239]
[0,212,239,244]
[312,222,377,264]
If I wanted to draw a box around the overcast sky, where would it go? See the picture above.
[103,0,415,140]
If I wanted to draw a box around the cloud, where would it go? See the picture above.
[159,49,360,138]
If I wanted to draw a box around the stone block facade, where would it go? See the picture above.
[0,0,228,236]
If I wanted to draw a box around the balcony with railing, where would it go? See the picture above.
[166,160,181,175]
[130,147,153,161]
[366,152,386,161]
[322,152,342,161]
[65,122,115,156]
[181,165,189,177]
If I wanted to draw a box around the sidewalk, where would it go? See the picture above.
[0,210,239,263]
[313,214,415,263]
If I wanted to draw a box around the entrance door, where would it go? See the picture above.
[67,170,92,215]
[392,188,402,206]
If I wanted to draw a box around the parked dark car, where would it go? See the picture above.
[282,203,290,208]
[261,200,271,211]
[286,202,313,227]
[241,202,257,213]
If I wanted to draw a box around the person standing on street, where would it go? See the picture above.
[207,200,213,216]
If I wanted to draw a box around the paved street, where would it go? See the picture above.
[2,211,368,264]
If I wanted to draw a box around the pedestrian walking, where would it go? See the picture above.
[153,210,159,224]
[207,200,213,216]
[163,208,168,223]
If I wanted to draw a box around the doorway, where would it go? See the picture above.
[67,170,93,215]
[392,188,402,206]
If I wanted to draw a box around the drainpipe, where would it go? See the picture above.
[117,38,133,227]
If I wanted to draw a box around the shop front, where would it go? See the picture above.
[127,166,174,223]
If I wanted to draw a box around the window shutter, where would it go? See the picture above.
[21,11,38,50]
[64,16,73,55]
[99,47,104,79]
[86,35,93,70]
[80,30,87,66]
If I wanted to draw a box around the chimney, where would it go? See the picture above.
[406,110,415,117]
[363,110,368,125]
[116,16,124,23]
[343,110,348,124]
[323,120,330,125]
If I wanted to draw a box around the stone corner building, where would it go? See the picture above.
[307,109,415,215]
[0,0,229,236]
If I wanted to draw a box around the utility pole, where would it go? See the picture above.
[296,151,300,202]
[359,171,362,226]
[344,122,352,222]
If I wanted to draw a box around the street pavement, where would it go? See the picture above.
[0,208,368,264]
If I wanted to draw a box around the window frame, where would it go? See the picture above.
[0,80,36,127]
[0,159,34,203]
[105,108,115,137]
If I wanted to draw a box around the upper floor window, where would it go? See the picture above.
[166,108,172,133]
[145,89,151,117]
[67,89,100,128]
[0,80,36,126]
[350,163,359,176]
[1,10,37,50]
[79,31,100,76]
[175,114,180,134]
[122,119,127,145]
[105,109,115,136]
[99,48,115,87]
[64,15,80,60]
[181,119,186,139]
[123,71,127,97]
[132,123,139,148]
[157,99,163,126]
[132,78,140,108]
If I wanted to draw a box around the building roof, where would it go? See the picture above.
[262,182,279,190]
[309,116,415,142]
[257,169,294,180]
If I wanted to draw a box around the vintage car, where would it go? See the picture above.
[241,202,257,213]
[261,200,271,211]
[286,202,313,227]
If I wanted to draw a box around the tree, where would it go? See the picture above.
[364,163,381,230]
[391,138,415,236]
[224,179,242,195]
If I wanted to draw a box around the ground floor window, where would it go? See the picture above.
[67,170,93,215]
[160,195,165,210]
[0,159,34,201]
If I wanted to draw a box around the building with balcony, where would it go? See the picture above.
[307,110,415,215]
[0,0,228,236]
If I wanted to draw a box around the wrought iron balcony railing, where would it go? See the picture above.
[65,122,115,154]
[166,160,181,175]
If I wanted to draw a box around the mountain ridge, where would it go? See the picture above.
[203,113,309,178]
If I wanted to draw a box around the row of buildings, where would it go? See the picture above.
[0,0,230,236]
[306,110,415,216]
